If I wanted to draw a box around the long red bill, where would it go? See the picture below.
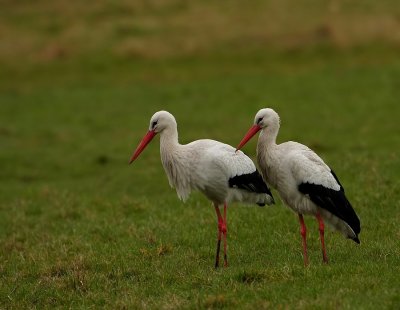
[236,125,261,151]
[129,130,156,164]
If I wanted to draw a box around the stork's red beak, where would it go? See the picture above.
[236,125,261,151]
[129,130,156,164]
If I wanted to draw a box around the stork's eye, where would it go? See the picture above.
[152,120,158,128]
[257,117,263,124]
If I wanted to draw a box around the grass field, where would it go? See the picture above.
[1,1,400,309]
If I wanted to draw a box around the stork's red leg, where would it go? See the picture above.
[316,213,328,263]
[223,202,228,267]
[214,204,223,268]
[298,214,309,266]
[215,230,221,268]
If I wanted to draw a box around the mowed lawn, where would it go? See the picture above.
[1,1,400,308]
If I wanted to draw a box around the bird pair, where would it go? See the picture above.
[129,109,361,267]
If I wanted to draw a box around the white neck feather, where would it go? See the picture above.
[160,126,179,150]
[257,122,280,188]
[258,121,279,150]
[159,127,191,201]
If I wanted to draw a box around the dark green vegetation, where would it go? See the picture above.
[1,1,400,308]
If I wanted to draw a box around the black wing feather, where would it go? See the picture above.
[228,170,273,197]
[298,170,360,236]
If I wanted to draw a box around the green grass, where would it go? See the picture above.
[1,51,399,309]
[1,1,400,309]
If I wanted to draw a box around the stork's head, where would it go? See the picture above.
[129,110,177,164]
[148,110,177,134]
[253,108,280,129]
[236,108,280,151]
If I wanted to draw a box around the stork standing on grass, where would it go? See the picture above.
[129,111,274,268]
[236,108,360,265]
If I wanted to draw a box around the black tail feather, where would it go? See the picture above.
[351,236,360,244]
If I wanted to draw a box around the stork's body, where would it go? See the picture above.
[130,111,274,267]
[237,108,361,265]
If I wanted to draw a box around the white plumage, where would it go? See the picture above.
[130,111,274,267]
[161,138,269,204]
[237,108,361,265]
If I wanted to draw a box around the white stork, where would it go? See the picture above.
[129,111,274,267]
[236,108,360,265]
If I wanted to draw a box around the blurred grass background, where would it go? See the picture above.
[1,0,400,308]
[1,0,400,61]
